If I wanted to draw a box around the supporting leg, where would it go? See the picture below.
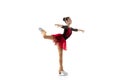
[57,45,64,74]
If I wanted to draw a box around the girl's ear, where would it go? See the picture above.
[65,21,67,23]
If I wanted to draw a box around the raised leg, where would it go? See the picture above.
[39,28,53,40]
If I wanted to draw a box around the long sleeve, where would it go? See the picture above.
[71,27,78,31]
[61,26,68,29]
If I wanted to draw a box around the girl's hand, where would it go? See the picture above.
[78,29,85,33]
[55,24,58,26]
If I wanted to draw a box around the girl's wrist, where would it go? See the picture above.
[79,29,84,32]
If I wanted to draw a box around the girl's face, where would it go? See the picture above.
[66,18,72,25]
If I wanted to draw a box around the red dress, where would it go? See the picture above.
[52,26,78,50]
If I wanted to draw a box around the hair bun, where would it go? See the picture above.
[63,17,66,21]
[63,17,70,22]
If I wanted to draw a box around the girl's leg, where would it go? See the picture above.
[40,29,53,40]
[57,45,64,74]
[43,35,53,40]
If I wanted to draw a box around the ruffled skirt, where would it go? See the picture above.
[52,34,66,50]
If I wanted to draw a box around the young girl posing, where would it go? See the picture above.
[39,17,84,76]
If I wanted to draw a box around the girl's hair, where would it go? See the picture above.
[63,17,70,22]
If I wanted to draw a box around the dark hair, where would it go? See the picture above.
[63,17,70,22]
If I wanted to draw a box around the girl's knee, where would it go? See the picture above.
[43,35,46,39]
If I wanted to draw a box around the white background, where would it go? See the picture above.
[0,0,120,80]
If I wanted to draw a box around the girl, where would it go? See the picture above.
[39,17,84,76]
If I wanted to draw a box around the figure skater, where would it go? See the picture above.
[39,17,84,76]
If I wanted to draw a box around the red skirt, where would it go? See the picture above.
[52,34,66,50]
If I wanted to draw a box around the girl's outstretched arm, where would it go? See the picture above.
[71,28,85,33]
[55,24,63,27]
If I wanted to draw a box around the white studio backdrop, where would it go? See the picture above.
[0,0,120,80]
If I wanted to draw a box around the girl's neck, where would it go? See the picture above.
[67,24,71,27]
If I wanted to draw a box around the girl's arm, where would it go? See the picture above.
[71,28,85,33]
[55,24,63,27]
[78,29,85,33]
